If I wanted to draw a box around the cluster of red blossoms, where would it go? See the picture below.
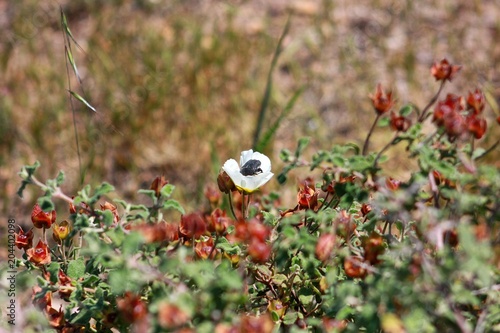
[433,90,488,140]
[369,58,498,138]
[429,59,489,140]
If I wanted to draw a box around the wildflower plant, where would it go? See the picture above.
[11,56,500,333]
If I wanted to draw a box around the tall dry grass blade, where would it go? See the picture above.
[255,86,304,152]
[252,14,292,150]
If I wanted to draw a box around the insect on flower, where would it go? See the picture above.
[240,159,263,176]
[222,149,273,194]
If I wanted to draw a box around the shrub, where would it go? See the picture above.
[12,59,500,333]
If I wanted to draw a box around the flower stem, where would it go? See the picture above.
[227,192,237,220]
[418,80,446,122]
[475,139,500,160]
[373,133,399,168]
[362,114,381,156]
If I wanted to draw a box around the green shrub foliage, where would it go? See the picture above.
[13,60,500,333]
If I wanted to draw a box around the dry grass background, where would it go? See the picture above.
[1,0,499,222]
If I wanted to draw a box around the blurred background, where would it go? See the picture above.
[1,0,499,221]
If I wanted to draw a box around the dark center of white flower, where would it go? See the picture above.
[240,159,263,176]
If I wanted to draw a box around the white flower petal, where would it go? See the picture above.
[251,151,271,173]
[240,149,254,166]
[222,159,243,185]
[223,150,274,193]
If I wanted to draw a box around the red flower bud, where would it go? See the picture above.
[362,232,385,265]
[390,112,411,132]
[58,270,73,300]
[370,83,395,115]
[100,201,120,226]
[32,286,52,311]
[431,58,461,81]
[46,306,65,329]
[247,220,270,242]
[360,203,372,217]
[195,237,218,260]
[248,239,271,264]
[31,203,56,229]
[150,176,169,197]
[179,213,207,239]
[467,115,487,139]
[209,208,230,236]
[205,184,222,206]
[15,226,34,250]
[344,256,367,279]
[27,240,51,266]
[385,177,401,191]
[217,170,236,193]
[466,89,485,114]
[117,292,148,323]
[158,303,189,329]
[297,180,319,210]
[315,233,336,262]
[239,314,274,333]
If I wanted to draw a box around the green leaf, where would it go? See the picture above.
[138,189,157,202]
[38,197,55,211]
[68,90,97,112]
[283,311,299,325]
[47,262,61,284]
[378,117,390,127]
[160,184,175,198]
[123,231,144,256]
[67,258,86,280]
[280,149,293,162]
[295,137,310,158]
[163,199,185,214]
[399,104,414,117]
[55,171,65,186]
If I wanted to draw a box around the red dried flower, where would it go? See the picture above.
[360,203,372,217]
[204,184,222,206]
[209,208,230,235]
[179,213,207,239]
[32,286,52,311]
[370,83,395,115]
[431,58,461,81]
[239,313,274,333]
[58,270,73,300]
[27,240,51,266]
[117,292,148,323]
[315,233,336,262]
[158,303,189,329]
[433,94,464,127]
[150,176,169,197]
[466,89,485,114]
[390,112,411,132]
[31,203,56,229]
[247,220,270,242]
[467,115,487,139]
[344,256,367,279]
[335,210,355,238]
[297,180,319,210]
[195,237,217,260]
[15,226,34,250]
[247,239,271,264]
[217,170,236,194]
[362,232,385,265]
[100,201,120,226]
[386,177,401,191]
[47,306,65,329]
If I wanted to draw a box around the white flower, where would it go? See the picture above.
[222,149,274,194]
